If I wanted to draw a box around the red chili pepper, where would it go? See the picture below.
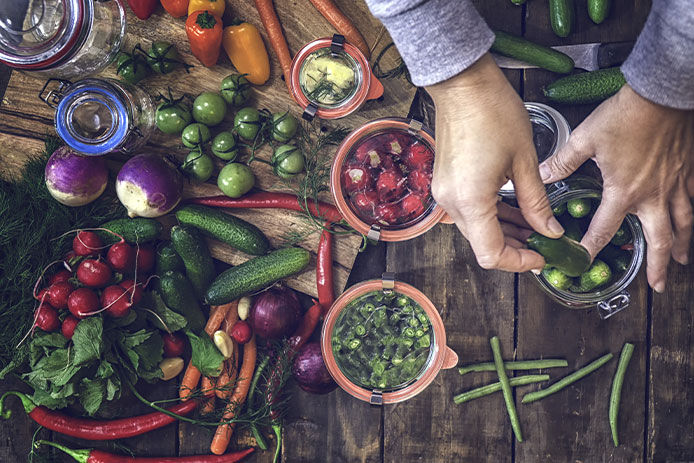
[316,223,335,311]
[187,193,343,224]
[38,439,254,462]
[0,391,197,440]
[126,0,159,19]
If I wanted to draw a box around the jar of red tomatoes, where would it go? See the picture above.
[330,117,451,242]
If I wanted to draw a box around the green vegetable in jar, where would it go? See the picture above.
[542,267,572,290]
[567,198,592,218]
[573,259,612,292]
[299,49,357,106]
[610,220,632,246]
[181,123,211,148]
[221,74,251,106]
[211,131,238,161]
[552,202,567,216]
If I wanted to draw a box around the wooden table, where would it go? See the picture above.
[2,0,693,462]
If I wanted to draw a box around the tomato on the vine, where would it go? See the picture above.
[271,111,298,143]
[192,92,227,126]
[116,52,149,85]
[233,107,261,141]
[220,74,251,106]
[182,151,214,182]
[181,123,211,148]
[211,131,238,161]
[217,163,255,198]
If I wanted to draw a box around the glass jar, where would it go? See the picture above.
[330,117,452,242]
[0,0,126,79]
[321,273,458,405]
[40,77,155,156]
[290,34,383,120]
[533,177,645,318]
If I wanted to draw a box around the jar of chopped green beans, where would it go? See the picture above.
[321,274,458,405]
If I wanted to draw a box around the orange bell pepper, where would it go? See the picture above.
[222,23,270,86]
[186,10,222,67]
[160,0,188,17]
[188,0,224,17]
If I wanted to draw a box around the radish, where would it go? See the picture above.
[61,315,80,340]
[49,269,72,286]
[73,231,103,257]
[162,332,186,358]
[76,259,112,287]
[230,320,252,344]
[44,146,108,206]
[133,245,155,273]
[35,302,60,332]
[68,288,100,319]
[107,241,135,272]
[119,279,143,305]
[101,285,132,318]
[47,281,74,310]
[35,287,49,302]
[116,154,183,218]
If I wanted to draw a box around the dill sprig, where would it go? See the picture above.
[0,136,126,378]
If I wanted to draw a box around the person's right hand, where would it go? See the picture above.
[426,53,565,272]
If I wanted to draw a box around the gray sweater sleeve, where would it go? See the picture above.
[621,0,694,110]
[364,0,494,87]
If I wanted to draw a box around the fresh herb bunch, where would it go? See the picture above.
[0,137,125,377]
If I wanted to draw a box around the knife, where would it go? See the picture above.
[493,41,635,71]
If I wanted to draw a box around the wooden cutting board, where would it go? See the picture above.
[0,0,416,298]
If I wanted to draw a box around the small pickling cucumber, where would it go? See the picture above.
[549,0,575,38]
[588,0,611,24]
[159,270,207,333]
[598,245,631,274]
[560,217,584,242]
[553,202,567,216]
[573,259,612,292]
[544,68,626,104]
[567,198,592,218]
[156,243,185,275]
[610,220,632,246]
[542,267,573,290]
[170,225,215,300]
[527,233,591,277]
[98,218,162,245]
[491,30,574,74]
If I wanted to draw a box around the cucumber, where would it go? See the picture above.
[205,247,310,305]
[544,67,626,104]
[527,233,591,277]
[175,204,269,255]
[159,270,207,333]
[567,198,592,218]
[561,218,584,242]
[610,220,632,246]
[588,0,611,24]
[491,31,574,74]
[598,245,631,274]
[549,0,574,38]
[553,202,567,216]
[573,259,612,292]
[170,225,215,300]
[156,243,184,275]
[98,218,162,245]
[542,267,572,290]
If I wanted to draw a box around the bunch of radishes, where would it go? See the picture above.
[33,230,154,340]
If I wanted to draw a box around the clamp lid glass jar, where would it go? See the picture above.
[41,77,155,156]
[321,274,458,405]
[290,34,383,120]
[0,0,126,79]
[330,117,451,242]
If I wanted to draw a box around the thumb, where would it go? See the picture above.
[512,151,564,239]
[539,136,592,184]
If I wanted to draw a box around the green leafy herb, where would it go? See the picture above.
[142,291,188,332]
[72,317,104,365]
[186,330,225,377]
[79,378,105,415]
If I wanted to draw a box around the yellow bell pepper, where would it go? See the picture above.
[188,0,224,17]
[222,23,270,86]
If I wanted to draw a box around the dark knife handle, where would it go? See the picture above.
[597,41,635,68]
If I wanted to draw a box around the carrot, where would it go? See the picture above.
[201,376,217,414]
[179,302,236,400]
[210,335,257,455]
[215,345,239,400]
[308,0,370,58]
[253,0,292,92]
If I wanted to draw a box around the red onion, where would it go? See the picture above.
[292,342,337,394]
[116,154,183,218]
[44,147,108,206]
[249,286,301,339]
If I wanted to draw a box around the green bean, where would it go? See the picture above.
[458,359,569,376]
[490,336,523,442]
[453,374,550,404]
[609,343,634,447]
[522,352,614,404]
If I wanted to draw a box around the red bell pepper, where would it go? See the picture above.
[126,0,159,19]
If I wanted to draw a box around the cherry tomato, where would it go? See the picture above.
[156,101,192,134]
[271,111,298,142]
[181,123,211,148]
[146,41,184,74]
[233,107,260,141]
[272,144,304,179]
[182,151,214,182]
[192,92,227,126]
[116,52,149,85]
[220,74,251,106]
[217,163,255,198]
[211,131,238,161]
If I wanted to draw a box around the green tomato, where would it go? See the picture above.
[181,123,211,148]
[217,163,255,198]
[146,41,181,74]
[211,131,238,161]
[220,74,251,106]
[116,52,149,85]
[182,151,214,183]
[156,101,192,134]
[272,144,304,179]
[271,111,298,142]
[234,107,261,141]
[192,92,227,126]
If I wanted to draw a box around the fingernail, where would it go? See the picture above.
[654,281,665,293]
[531,268,542,275]
[548,217,564,236]
[539,163,551,182]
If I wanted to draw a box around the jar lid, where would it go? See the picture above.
[331,118,449,241]
[290,36,371,120]
[0,0,86,70]
[499,102,571,196]
[55,79,129,156]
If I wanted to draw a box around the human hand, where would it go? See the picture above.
[539,84,694,292]
[426,53,564,272]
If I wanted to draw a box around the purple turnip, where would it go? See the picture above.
[44,147,108,206]
[116,154,183,218]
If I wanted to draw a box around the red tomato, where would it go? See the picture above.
[376,169,406,203]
